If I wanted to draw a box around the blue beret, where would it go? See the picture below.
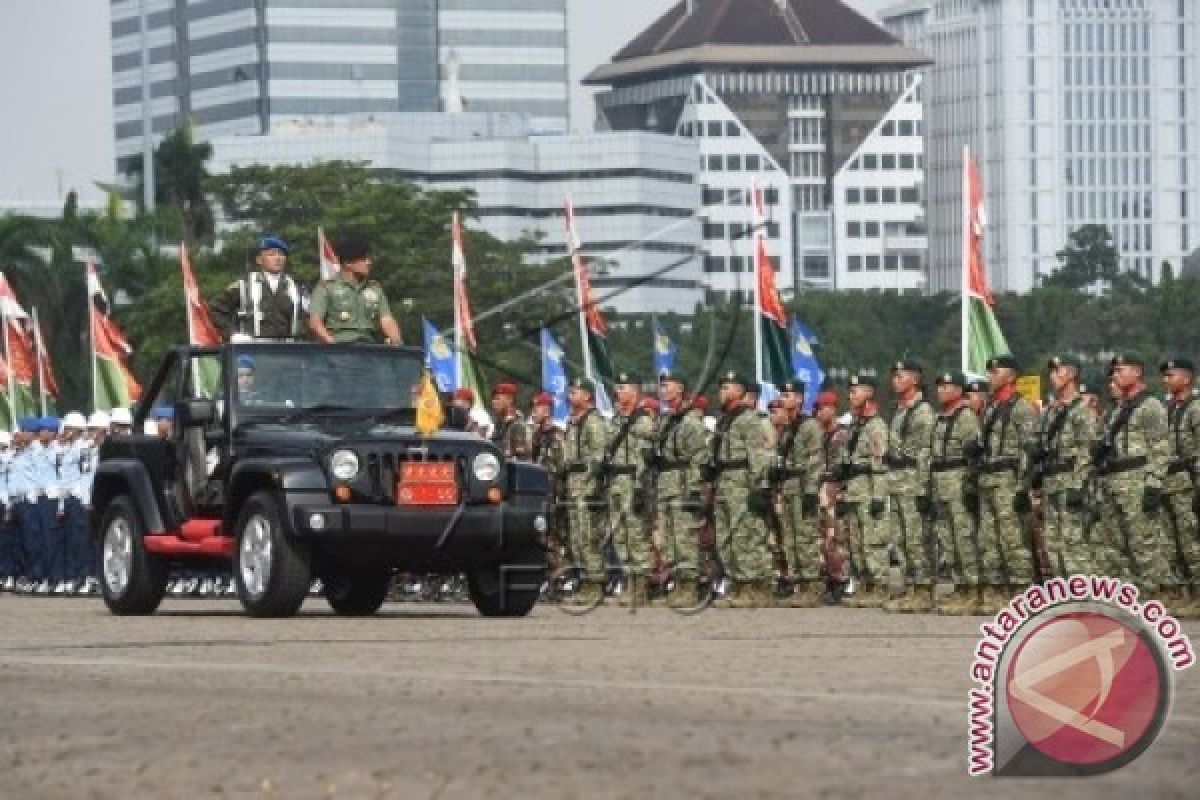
[39,417,60,433]
[17,416,39,433]
[152,406,174,420]
[237,354,255,370]
[256,235,289,254]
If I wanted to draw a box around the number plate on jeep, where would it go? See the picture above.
[396,461,459,506]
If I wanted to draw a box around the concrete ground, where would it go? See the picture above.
[0,596,1196,799]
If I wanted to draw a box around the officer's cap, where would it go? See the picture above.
[38,416,60,433]
[613,371,640,387]
[1047,354,1083,372]
[986,354,1020,372]
[890,359,923,374]
[87,411,110,430]
[256,235,289,255]
[848,373,877,390]
[334,234,370,263]
[657,369,686,387]
[568,377,596,396]
[110,408,133,427]
[1109,351,1145,369]
[779,378,806,395]
[62,412,87,430]
[935,371,967,389]
[1159,356,1195,374]
[717,370,752,390]
[965,379,989,394]
[491,382,518,398]
[17,416,39,433]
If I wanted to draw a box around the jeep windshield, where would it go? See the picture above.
[231,345,425,421]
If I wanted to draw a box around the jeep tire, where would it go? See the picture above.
[324,572,392,616]
[98,495,169,615]
[234,491,312,618]
[467,561,542,618]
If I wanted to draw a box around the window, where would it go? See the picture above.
[882,188,897,204]
[848,255,863,272]
[702,188,724,205]
[898,120,915,137]
[729,256,746,273]
[900,187,919,203]
[899,154,915,169]
[703,223,725,239]
[882,121,896,136]
[706,155,723,171]
[707,121,722,137]
[764,188,779,205]
[769,256,781,273]
[803,254,830,279]
[767,222,781,239]
[882,155,897,170]
[865,221,881,238]
[725,121,740,137]
[865,188,880,203]
[902,254,921,271]
[726,154,742,171]
[703,256,725,273]
[884,255,899,272]
[847,222,862,238]
[863,154,878,170]
[866,255,881,271]
[746,154,761,171]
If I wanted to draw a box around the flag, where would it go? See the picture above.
[423,318,457,393]
[0,273,38,420]
[962,147,1011,376]
[318,226,340,281]
[414,369,445,438]
[31,310,58,415]
[653,319,676,378]
[449,213,487,410]
[181,243,222,397]
[752,183,792,387]
[540,328,569,424]
[790,319,825,415]
[564,196,612,414]
[88,261,142,411]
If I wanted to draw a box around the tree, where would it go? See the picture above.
[125,124,215,241]
[1046,224,1120,290]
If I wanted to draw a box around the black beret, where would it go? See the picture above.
[1160,357,1195,373]
[718,370,753,389]
[890,359,923,374]
[1110,352,1145,369]
[1047,354,1083,371]
[848,373,878,390]
[986,355,1020,372]
[935,371,967,389]
[779,379,806,394]
[657,369,687,387]
[613,371,640,386]
[568,377,596,395]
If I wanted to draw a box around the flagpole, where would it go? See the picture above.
[32,307,46,416]
[961,144,970,374]
[88,264,98,413]
[650,311,658,377]
[751,182,765,386]
[452,213,464,390]
[566,196,595,382]
[1,306,14,425]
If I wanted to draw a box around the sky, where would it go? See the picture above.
[0,0,895,209]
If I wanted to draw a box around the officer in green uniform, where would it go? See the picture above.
[774,379,825,607]
[1160,357,1200,617]
[928,372,983,615]
[210,235,308,341]
[308,236,402,345]
[710,371,775,608]
[653,370,710,608]
[560,378,610,604]
[836,374,891,608]
[605,372,658,604]
[884,360,935,612]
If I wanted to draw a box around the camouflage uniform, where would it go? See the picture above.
[531,421,565,573]
[1164,387,1200,598]
[605,408,658,582]
[562,407,610,579]
[712,406,775,589]
[887,395,935,586]
[492,411,531,460]
[1038,396,1097,578]
[837,410,890,595]
[930,401,982,603]
[1095,388,1171,592]
[977,389,1036,587]
[777,414,825,583]
[654,406,709,579]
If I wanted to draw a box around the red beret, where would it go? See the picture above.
[815,389,839,410]
[532,392,553,408]
[453,388,475,403]
[640,397,660,412]
[491,382,518,398]
[691,395,709,412]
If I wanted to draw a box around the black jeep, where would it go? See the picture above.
[91,343,549,618]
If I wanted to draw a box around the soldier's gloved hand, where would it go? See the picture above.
[1063,488,1085,510]
[1012,490,1033,514]
[1142,486,1163,513]
[915,495,931,514]
[801,493,819,514]
[868,498,887,519]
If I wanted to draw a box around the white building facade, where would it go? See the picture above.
[882,0,1200,292]
[207,113,703,313]
[109,0,569,171]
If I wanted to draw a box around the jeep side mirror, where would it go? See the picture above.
[177,399,217,428]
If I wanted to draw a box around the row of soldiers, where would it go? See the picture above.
[0,411,129,595]
[485,352,1199,616]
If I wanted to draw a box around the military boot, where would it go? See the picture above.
[882,587,915,613]
[787,581,823,608]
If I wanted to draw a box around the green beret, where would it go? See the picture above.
[779,378,806,394]
[1160,357,1195,373]
[935,371,967,389]
[1110,352,1145,369]
[568,377,596,395]
[1047,354,1083,371]
[965,379,989,394]
[613,371,640,386]
[986,354,1020,372]
[657,369,687,387]
[718,370,753,390]
[890,359,923,374]
[848,373,878,390]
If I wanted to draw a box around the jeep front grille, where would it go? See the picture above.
[361,450,460,503]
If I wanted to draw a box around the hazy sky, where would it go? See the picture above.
[0,0,894,208]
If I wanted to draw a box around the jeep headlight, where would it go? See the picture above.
[330,449,360,481]
[472,452,501,483]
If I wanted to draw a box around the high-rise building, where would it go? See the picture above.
[585,0,931,298]
[109,0,569,171]
[881,0,1199,292]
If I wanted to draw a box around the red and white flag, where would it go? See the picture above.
[181,243,222,346]
[318,226,340,281]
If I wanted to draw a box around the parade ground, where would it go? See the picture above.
[0,598,1196,799]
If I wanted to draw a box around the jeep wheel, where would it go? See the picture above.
[98,495,168,615]
[324,572,392,616]
[467,562,542,618]
[234,491,312,618]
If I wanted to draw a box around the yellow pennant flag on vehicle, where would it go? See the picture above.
[415,369,444,438]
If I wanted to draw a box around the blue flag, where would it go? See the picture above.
[653,320,677,378]
[790,318,825,415]
[423,318,457,393]
[540,328,570,424]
